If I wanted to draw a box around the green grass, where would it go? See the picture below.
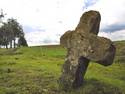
[0,41,125,94]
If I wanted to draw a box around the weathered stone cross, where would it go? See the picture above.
[59,10,116,90]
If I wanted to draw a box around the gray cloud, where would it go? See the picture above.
[101,23,125,32]
[83,0,99,10]
[23,25,46,33]
[42,39,52,44]
[42,38,59,44]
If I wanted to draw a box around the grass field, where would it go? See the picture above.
[0,41,125,94]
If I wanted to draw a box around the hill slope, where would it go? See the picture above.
[0,41,125,94]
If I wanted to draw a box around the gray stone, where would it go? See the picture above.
[59,10,116,90]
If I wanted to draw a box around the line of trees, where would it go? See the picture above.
[0,18,28,48]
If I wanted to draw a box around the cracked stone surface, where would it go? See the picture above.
[59,10,116,90]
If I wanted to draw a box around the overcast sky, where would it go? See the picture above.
[0,0,125,46]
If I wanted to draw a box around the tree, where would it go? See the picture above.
[0,9,6,48]
[7,18,24,48]
[0,23,11,48]
[18,35,28,47]
[0,9,27,48]
[0,18,27,48]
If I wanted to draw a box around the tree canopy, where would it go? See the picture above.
[0,18,28,48]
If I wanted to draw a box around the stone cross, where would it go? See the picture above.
[59,10,116,90]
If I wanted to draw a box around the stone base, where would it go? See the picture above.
[59,57,89,90]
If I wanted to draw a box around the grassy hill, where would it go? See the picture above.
[0,41,125,94]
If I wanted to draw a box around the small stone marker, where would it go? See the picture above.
[59,10,116,90]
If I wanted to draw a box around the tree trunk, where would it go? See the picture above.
[5,44,8,49]
[14,39,16,48]
[10,41,12,48]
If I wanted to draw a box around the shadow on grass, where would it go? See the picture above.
[0,48,23,56]
[66,78,123,94]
